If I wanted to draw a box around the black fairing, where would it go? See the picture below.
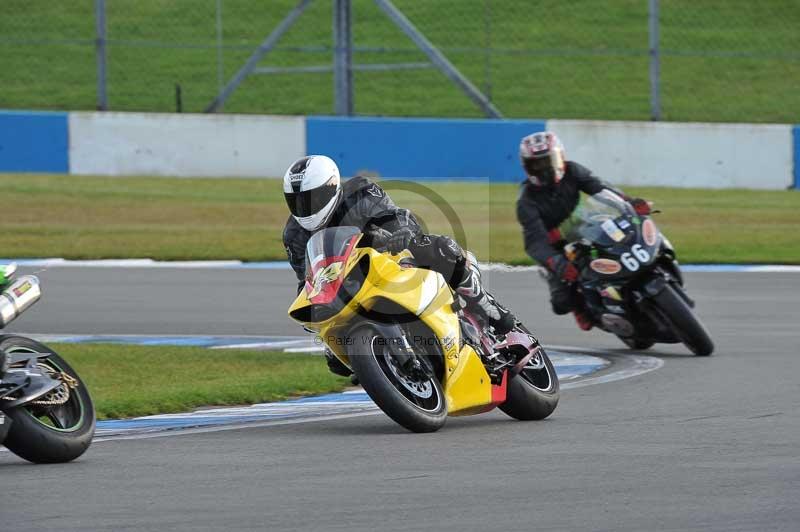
[574,214,686,342]
[577,214,659,283]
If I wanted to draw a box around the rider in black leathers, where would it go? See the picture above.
[283,155,515,376]
[515,132,651,330]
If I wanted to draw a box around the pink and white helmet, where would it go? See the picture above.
[519,131,566,187]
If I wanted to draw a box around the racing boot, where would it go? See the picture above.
[571,292,594,331]
[455,258,516,335]
[573,310,594,331]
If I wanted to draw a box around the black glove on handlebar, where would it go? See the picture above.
[386,227,419,254]
[363,225,392,249]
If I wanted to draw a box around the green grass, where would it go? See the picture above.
[51,343,349,420]
[1,173,798,264]
[0,0,798,122]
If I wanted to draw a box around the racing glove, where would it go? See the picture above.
[630,197,653,216]
[386,227,419,254]
[546,254,579,283]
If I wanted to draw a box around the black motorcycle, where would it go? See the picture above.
[0,263,96,463]
[557,190,714,356]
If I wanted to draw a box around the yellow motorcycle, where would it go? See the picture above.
[288,226,559,433]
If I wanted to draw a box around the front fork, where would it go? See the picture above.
[360,321,431,379]
[640,264,694,308]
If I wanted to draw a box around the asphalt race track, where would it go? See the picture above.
[2,267,799,531]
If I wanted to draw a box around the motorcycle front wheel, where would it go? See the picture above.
[347,324,447,433]
[651,285,714,356]
[1,336,96,463]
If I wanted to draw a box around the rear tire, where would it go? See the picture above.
[347,325,447,433]
[1,336,96,463]
[651,285,714,356]
[499,346,560,421]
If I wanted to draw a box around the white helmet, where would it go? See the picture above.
[283,155,342,232]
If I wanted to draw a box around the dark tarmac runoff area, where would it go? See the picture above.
[2,267,799,531]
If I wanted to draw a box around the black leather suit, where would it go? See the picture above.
[516,161,619,314]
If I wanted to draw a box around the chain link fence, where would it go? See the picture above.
[0,0,797,123]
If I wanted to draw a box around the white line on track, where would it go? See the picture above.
[480,264,800,273]
[0,333,662,447]
[92,411,385,443]
[560,353,664,389]
[83,349,662,444]
[0,349,663,450]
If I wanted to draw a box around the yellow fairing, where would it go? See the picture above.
[288,244,495,416]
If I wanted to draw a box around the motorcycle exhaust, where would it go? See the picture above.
[0,275,42,328]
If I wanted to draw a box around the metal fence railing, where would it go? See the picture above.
[0,0,797,123]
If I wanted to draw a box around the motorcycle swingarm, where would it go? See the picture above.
[0,353,63,408]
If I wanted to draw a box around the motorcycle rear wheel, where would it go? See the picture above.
[499,327,560,421]
[1,336,96,463]
[651,285,714,356]
[347,324,446,433]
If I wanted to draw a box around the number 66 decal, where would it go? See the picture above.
[621,244,651,271]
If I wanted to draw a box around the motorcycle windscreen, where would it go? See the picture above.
[304,226,361,305]
[565,190,635,245]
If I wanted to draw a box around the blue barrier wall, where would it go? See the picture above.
[794,126,800,189]
[0,111,68,173]
[307,116,546,182]
[1,110,797,189]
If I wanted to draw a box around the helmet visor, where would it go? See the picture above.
[284,177,339,218]
[523,156,556,185]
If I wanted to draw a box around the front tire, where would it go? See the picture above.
[347,325,447,433]
[1,336,96,463]
[651,285,714,356]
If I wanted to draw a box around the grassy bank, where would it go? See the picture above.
[52,343,348,420]
[0,1,798,122]
[0,174,798,264]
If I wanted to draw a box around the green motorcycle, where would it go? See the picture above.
[0,263,96,463]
